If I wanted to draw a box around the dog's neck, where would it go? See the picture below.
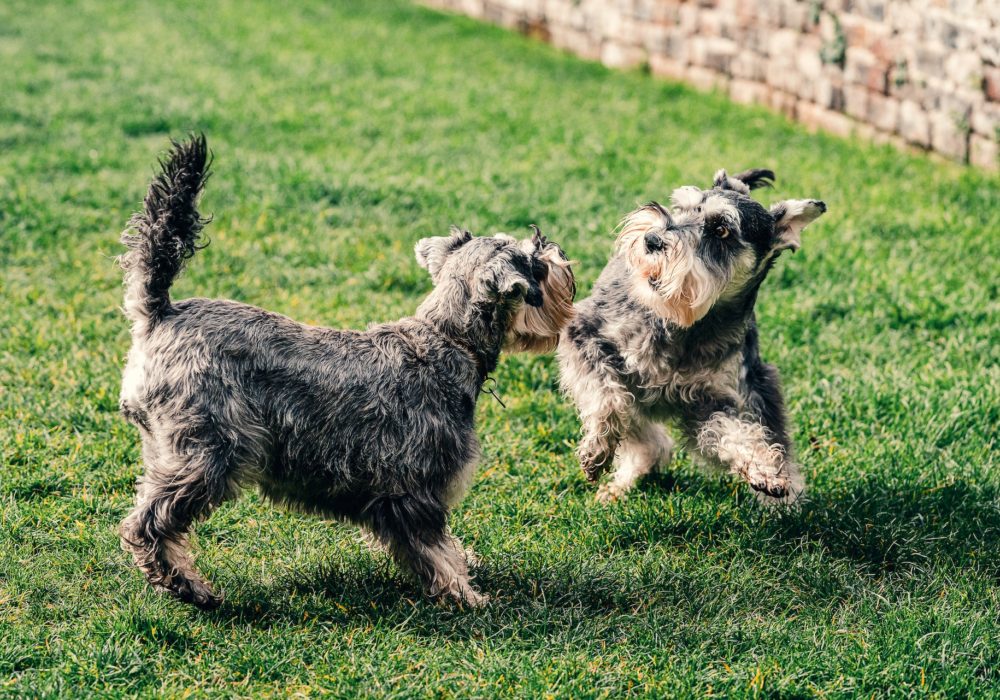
[415,285,515,383]
[668,279,764,367]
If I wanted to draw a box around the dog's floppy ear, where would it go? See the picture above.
[769,199,827,252]
[504,225,576,353]
[494,267,543,307]
[713,168,775,195]
[485,239,543,308]
[415,226,472,280]
[521,225,575,293]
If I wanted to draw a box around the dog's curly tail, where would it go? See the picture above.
[120,134,211,336]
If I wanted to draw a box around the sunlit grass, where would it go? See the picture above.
[1,0,998,696]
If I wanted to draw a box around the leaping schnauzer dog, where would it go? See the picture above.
[558,169,825,505]
[118,136,575,609]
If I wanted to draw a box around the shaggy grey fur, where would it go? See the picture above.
[118,136,574,609]
[558,169,826,504]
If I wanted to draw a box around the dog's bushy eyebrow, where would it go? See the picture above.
[644,201,671,217]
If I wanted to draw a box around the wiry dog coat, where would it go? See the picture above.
[118,136,574,608]
[558,169,825,504]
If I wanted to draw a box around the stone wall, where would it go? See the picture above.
[420,0,1000,170]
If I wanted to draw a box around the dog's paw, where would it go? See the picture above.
[170,577,223,611]
[746,467,805,507]
[463,590,491,608]
[580,452,613,483]
[747,471,789,499]
[463,547,483,568]
[595,482,629,505]
[360,528,390,555]
[437,578,490,609]
[754,488,804,508]
[192,590,224,611]
[450,587,490,609]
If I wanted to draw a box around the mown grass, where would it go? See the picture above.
[1,0,998,696]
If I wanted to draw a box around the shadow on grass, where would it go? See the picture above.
[208,552,645,632]
[200,474,1000,636]
[625,472,1000,575]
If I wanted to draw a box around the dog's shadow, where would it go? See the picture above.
[204,474,1000,638]
[209,551,645,635]
[630,472,1000,574]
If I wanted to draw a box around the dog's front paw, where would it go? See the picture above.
[170,577,223,611]
[463,590,491,608]
[745,465,805,507]
[463,547,483,568]
[580,452,613,483]
[595,482,629,505]
[360,528,390,555]
[449,586,490,609]
[747,471,789,499]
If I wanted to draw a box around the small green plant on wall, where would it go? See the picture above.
[809,0,823,26]
[892,59,908,89]
[819,12,846,69]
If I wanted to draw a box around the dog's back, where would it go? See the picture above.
[125,295,481,498]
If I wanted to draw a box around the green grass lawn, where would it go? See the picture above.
[1,0,999,696]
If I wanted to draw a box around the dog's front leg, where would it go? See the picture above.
[687,410,803,504]
[578,405,629,483]
[559,333,637,483]
[568,372,634,483]
[366,496,488,607]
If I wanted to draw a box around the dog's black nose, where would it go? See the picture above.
[644,232,664,253]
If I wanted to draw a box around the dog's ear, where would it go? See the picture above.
[731,168,775,191]
[415,226,472,280]
[484,245,543,308]
[713,168,775,195]
[769,199,827,252]
[504,225,576,353]
[495,268,543,307]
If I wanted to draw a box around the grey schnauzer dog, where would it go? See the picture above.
[118,136,575,609]
[558,169,825,504]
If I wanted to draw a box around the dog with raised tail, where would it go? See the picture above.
[558,169,825,505]
[117,135,575,609]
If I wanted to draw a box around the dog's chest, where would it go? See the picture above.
[622,341,742,410]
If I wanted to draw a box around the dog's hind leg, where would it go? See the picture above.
[365,495,487,607]
[120,435,237,609]
[596,420,674,504]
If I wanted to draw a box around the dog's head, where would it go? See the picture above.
[506,227,576,352]
[415,226,575,352]
[615,169,825,327]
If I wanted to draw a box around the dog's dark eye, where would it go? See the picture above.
[716,225,730,239]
